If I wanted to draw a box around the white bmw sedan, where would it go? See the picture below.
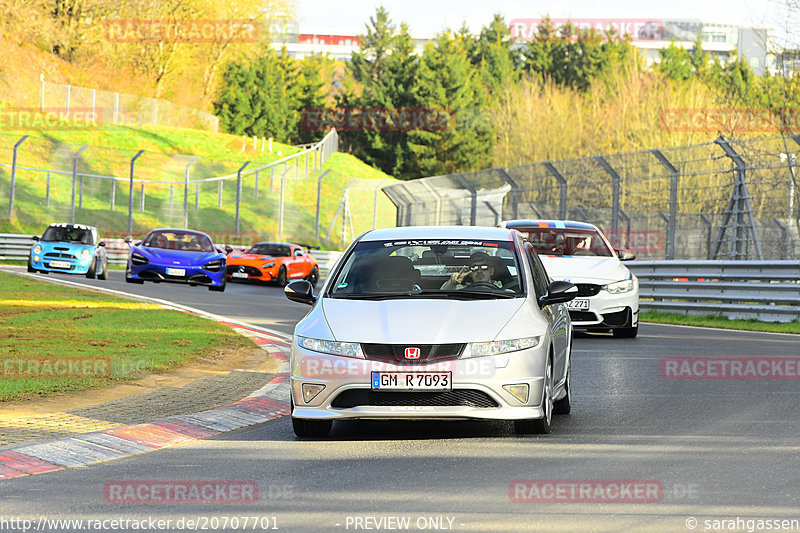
[500,220,639,338]
[283,226,577,438]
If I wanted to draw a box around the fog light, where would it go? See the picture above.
[503,384,529,404]
[34,255,40,262]
[302,383,325,403]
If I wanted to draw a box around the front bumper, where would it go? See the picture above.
[127,264,225,286]
[290,345,549,421]
[567,287,639,329]
[31,254,92,274]
[226,264,273,282]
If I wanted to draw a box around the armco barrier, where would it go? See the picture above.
[627,260,800,322]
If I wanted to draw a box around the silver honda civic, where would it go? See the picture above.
[283,226,577,437]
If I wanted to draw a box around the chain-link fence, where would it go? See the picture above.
[39,79,219,132]
[0,129,397,248]
[383,135,800,260]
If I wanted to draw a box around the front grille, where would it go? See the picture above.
[569,311,599,322]
[331,389,499,408]
[360,343,466,364]
[44,252,75,260]
[575,283,601,297]
[227,265,261,276]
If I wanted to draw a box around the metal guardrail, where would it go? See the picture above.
[627,260,800,322]
[0,234,129,265]
[3,235,797,322]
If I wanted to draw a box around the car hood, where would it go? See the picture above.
[539,255,631,284]
[138,248,220,265]
[229,254,276,262]
[319,298,526,344]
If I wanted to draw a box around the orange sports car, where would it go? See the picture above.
[226,241,320,286]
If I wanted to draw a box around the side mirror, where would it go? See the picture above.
[99,241,106,247]
[124,236,133,245]
[284,280,316,305]
[225,245,233,254]
[538,280,578,308]
[616,248,636,261]
[32,235,40,241]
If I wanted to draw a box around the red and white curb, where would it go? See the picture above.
[0,271,293,480]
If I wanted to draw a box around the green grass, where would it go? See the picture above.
[640,311,800,334]
[0,271,254,401]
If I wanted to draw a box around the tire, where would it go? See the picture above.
[97,258,108,280]
[306,266,319,287]
[27,258,35,273]
[277,266,288,287]
[514,355,553,435]
[86,258,97,279]
[125,273,144,284]
[553,364,571,415]
[290,399,332,438]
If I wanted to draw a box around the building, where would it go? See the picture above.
[274,19,776,75]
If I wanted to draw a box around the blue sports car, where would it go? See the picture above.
[29,223,108,279]
[124,228,227,292]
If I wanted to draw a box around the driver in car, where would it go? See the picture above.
[440,251,503,290]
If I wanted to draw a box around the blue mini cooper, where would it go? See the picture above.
[29,223,108,279]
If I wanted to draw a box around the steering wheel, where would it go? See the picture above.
[465,281,498,290]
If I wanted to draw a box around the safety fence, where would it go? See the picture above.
[627,260,800,322]
[383,135,800,261]
[39,79,219,132]
[0,128,396,248]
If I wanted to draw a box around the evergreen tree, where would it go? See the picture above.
[409,30,494,177]
[658,41,694,82]
[473,14,520,93]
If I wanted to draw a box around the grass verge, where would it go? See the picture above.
[640,311,800,335]
[0,271,254,401]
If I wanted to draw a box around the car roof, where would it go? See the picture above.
[501,219,598,231]
[253,241,293,247]
[360,226,517,242]
[47,223,97,231]
[148,228,212,238]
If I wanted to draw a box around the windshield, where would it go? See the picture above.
[248,243,290,257]
[516,227,614,257]
[143,231,215,253]
[41,225,94,245]
[327,239,524,299]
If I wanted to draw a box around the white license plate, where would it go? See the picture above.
[49,260,70,269]
[232,272,248,279]
[371,372,451,391]
[567,299,589,310]
[166,268,185,276]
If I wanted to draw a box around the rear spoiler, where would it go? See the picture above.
[297,243,320,251]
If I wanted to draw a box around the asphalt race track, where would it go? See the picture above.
[1,268,799,532]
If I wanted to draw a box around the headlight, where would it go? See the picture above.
[296,336,365,359]
[81,249,92,260]
[131,252,149,265]
[262,261,275,269]
[463,336,541,358]
[32,244,42,255]
[203,259,223,272]
[603,279,635,294]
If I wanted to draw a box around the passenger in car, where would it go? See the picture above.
[440,251,503,290]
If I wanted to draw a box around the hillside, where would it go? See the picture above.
[0,123,397,249]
